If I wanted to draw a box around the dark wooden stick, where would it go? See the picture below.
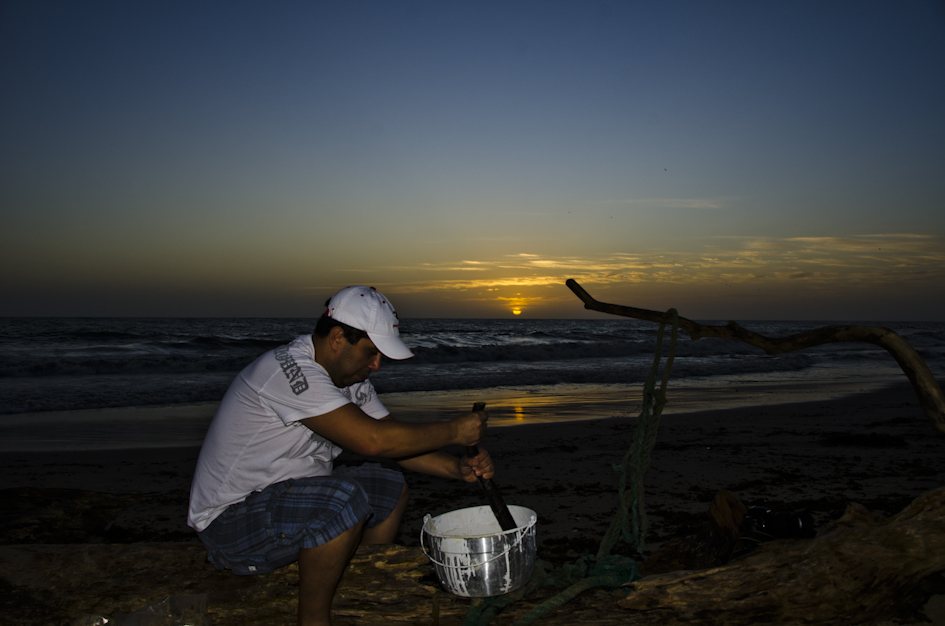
[566,278,945,435]
[466,402,517,531]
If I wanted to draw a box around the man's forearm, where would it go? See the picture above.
[301,404,483,459]
[367,419,462,458]
[396,450,463,480]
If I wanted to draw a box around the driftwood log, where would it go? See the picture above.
[566,279,945,435]
[617,486,945,625]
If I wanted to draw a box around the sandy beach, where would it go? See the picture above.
[2,381,944,624]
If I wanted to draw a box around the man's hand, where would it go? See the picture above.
[459,448,494,482]
[452,409,488,447]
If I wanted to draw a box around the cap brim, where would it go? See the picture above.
[368,333,414,360]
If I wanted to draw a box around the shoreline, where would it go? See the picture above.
[0,374,907,452]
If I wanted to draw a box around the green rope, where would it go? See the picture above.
[462,310,680,626]
[597,309,679,558]
[506,555,641,626]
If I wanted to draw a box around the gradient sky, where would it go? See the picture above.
[2,1,943,320]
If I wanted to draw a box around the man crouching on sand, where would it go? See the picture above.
[187,285,492,626]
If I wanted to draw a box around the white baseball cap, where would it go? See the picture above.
[326,286,414,360]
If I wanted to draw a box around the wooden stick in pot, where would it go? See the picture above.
[466,402,517,531]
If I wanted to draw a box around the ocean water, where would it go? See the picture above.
[1,317,943,416]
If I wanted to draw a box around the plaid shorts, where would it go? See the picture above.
[198,463,405,575]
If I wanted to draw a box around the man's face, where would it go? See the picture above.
[331,336,382,387]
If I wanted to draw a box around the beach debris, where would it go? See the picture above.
[72,594,208,626]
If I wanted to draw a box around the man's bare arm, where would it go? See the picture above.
[300,404,487,458]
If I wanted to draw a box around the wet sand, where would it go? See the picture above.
[2,381,942,552]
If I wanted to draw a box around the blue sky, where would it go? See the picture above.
[2,1,943,319]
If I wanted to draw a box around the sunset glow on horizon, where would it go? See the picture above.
[1,2,943,320]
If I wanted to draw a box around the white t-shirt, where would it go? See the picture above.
[187,334,389,532]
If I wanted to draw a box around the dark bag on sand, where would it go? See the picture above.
[729,506,816,561]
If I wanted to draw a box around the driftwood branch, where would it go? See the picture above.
[566,279,945,435]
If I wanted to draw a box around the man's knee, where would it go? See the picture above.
[376,480,409,523]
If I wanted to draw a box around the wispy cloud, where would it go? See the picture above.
[744,234,942,255]
[617,197,728,209]
[380,233,945,299]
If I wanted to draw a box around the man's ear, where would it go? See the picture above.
[328,325,347,352]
